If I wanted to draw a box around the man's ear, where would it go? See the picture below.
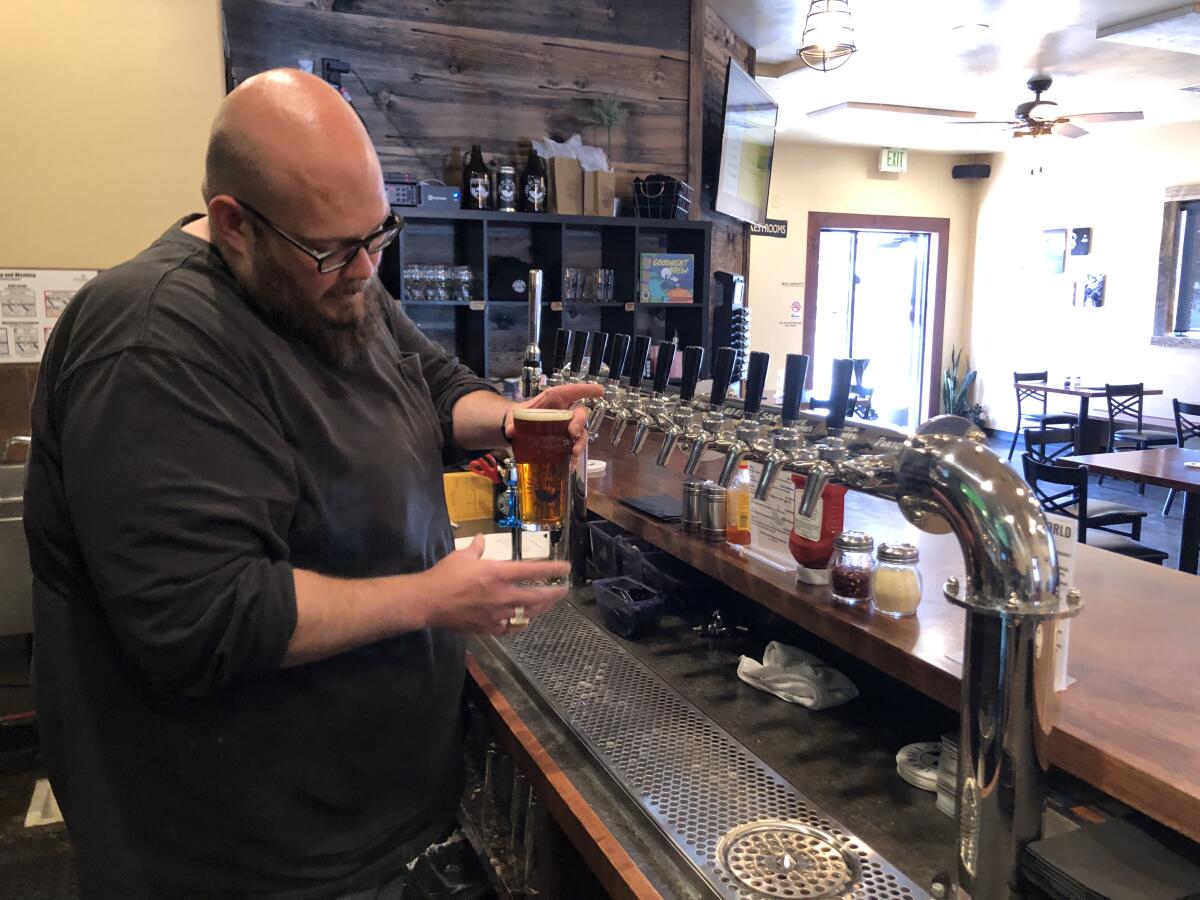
[207,196,251,257]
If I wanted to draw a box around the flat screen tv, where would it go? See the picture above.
[714,59,778,226]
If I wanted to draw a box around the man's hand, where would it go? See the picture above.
[417,534,568,634]
[502,383,602,457]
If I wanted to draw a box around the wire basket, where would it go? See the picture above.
[633,174,692,220]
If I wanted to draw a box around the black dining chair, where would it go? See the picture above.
[1021,453,1168,564]
[1100,384,1176,494]
[1009,371,1077,460]
[1162,399,1200,516]
[1023,427,1149,539]
[1022,421,1076,463]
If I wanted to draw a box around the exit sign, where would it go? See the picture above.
[879,147,907,173]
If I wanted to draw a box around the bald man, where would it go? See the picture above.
[24,69,599,898]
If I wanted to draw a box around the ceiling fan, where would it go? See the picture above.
[952,75,1144,138]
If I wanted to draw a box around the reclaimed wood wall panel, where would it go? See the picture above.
[337,0,689,52]
[223,0,692,196]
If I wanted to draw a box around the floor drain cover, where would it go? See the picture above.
[716,820,859,899]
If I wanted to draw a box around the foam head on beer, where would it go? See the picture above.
[511,408,573,528]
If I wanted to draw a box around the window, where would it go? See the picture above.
[1153,185,1200,347]
[1175,201,1200,335]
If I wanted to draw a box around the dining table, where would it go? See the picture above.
[1062,447,1200,574]
[1013,382,1165,454]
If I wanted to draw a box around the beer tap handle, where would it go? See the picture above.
[742,351,770,416]
[679,345,704,402]
[652,341,676,394]
[825,357,855,431]
[708,346,737,407]
[552,328,571,372]
[782,353,809,422]
[587,332,609,379]
[569,330,589,376]
[627,335,652,391]
[608,333,631,383]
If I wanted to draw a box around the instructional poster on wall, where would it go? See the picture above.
[0,268,97,363]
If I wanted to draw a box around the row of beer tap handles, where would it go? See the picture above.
[539,328,914,517]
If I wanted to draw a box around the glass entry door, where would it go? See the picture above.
[812,229,932,428]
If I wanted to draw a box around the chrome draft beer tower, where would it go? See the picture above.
[511,270,588,587]
[752,407,1082,898]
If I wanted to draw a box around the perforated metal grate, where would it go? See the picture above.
[502,600,927,900]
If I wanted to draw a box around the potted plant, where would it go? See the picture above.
[942,346,986,428]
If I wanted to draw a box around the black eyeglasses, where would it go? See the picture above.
[235,198,403,274]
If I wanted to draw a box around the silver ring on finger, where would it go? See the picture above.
[509,604,529,627]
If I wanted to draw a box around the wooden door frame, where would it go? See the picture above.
[803,211,950,421]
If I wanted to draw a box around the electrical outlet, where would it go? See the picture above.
[321,57,352,87]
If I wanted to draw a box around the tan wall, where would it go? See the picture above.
[0,0,224,444]
[0,0,225,269]
[970,122,1200,431]
[748,141,980,401]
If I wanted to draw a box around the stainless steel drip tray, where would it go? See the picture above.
[492,598,928,900]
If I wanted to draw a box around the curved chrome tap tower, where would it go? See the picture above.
[744,384,1080,898]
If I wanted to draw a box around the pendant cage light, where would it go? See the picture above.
[797,0,858,72]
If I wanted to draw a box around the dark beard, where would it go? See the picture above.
[242,248,382,370]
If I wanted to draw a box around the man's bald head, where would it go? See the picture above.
[202,68,383,222]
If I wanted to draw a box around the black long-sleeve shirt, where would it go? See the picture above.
[24,217,497,898]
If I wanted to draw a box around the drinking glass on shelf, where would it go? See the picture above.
[432,266,450,302]
[402,264,420,302]
[416,265,435,301]
[453,266,473,303]
[592,268,613,302]
[603,268,615,301]
[563,268,581,302]
[582,268,596,302]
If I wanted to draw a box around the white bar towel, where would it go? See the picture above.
[737,641,858,710]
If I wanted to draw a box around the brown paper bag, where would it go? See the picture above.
[548,157,583,215]
[583,170,616,217]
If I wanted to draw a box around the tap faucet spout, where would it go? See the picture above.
[652,345,704,467]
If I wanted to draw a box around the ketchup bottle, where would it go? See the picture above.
[788,473,847,569]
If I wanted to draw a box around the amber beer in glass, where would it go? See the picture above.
[511,408,573,529]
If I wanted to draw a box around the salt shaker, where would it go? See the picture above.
[828,531,874,606]
[682,479,707,535]
[701,482,728,543]
[871,542,922,618]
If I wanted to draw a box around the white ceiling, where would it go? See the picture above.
[708,0,1200,151]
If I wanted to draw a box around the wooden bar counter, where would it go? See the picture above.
[584,442,1200,842]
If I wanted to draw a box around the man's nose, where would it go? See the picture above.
[343,245,378,281]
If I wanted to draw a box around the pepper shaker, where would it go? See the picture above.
[701,482,728,543]
[828,531,874,606]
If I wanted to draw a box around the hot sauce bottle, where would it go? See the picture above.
[726,461,752,545]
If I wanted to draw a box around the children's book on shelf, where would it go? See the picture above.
[639,252,695,303]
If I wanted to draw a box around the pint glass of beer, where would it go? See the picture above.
[511,408,574,529]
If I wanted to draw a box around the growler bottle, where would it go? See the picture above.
[521,147,547,213]
[463,144,491,210]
